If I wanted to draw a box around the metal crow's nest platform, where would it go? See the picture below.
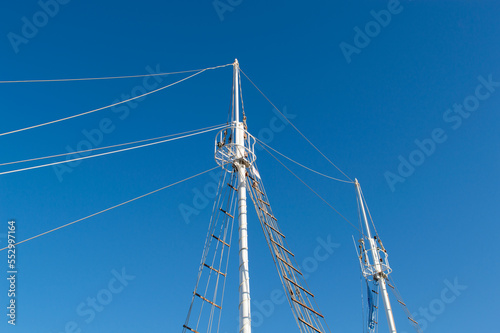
[214,123,256,172]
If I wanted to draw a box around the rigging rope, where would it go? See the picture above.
[257,141,361,234]
[0,63,231,138]
[356,190,365,239]
[226,74,233,125]
[239,68,353,182]
[183,171,236,333]
[359,186,380,240]
[366,280,378,332]
[246,164,332,333]
[183,171,227,332]
[0,125,226,176]
[0,63,233,84]
[388,276,424,333]
[353,236,368,333]
[215,189,235,333]
[238,69,247,128]
[0,165,220,252]
[0,123,225,167]
[255,138,354,184]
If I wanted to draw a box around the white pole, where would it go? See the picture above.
[355,179,397,333]
[234,59,240,124]
[234,59,251,333]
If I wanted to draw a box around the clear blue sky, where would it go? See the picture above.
[0,0,498,332]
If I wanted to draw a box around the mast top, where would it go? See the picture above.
[233,59,240,123]
[355,178,362,188]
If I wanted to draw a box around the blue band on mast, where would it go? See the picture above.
[367,280,377,331]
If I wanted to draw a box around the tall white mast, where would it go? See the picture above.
[355,179,397,333]
[233,59,252,333]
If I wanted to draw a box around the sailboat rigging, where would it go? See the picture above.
[0,58,423,333]
[181,59,423,333]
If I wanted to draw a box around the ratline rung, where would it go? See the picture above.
[397,299,406,306]
[183,325,199,333]
[283,275,314,297]
[277,255,302,275]
[291,297,324,318]
[264,222,286,238]
[258,197,270,206]
[263,209,278,221]
[194,293,221,309]
[259,206,278,221]
[298,317,323,333]
[271,239,295,257]
[227,183,238,191]
[252,185,265,195]
[219,208,234,219]
[203,263,226,277]
[212,234,230,247]
[387,282,395,289]
[409,317,419,324]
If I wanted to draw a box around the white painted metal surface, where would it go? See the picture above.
[234,59,252,333]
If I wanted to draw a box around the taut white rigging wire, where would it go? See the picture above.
[0,65,231,84]
[0,123,224,167]
[0,63,231,138]
[255,138,354,184]
[0,165,220,252]
[257,141,361,233]
[0,125,226,176]
[240,68,353,182]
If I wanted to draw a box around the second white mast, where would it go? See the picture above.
[355,179,397,333]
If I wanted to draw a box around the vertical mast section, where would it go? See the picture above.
[233,59,252,333]
[355,179,397,333]
[234,59,240,123]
